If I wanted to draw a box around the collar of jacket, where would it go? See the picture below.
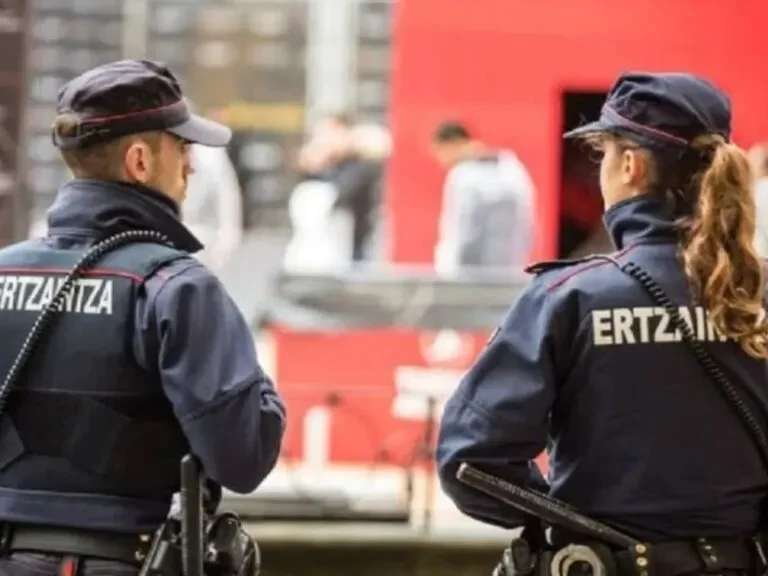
[46,179,203,253]
[603,193,681,250]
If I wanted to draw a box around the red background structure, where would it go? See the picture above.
[274,327,550,474]
[385,0,768,264]
[275,329,486,465]
[272,0,768,478]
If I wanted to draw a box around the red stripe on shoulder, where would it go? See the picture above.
[546,260,612,292]
[0,266,143,283]
[545,244,638,292]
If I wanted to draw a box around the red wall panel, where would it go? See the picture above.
[386,0,768,263]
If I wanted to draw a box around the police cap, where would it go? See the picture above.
[564,72,731,148]
[53,59,231,150]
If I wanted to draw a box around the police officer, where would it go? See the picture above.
[437,72,768,574]
[0,60,286,575]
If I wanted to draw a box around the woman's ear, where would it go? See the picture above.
[620,148,649,187]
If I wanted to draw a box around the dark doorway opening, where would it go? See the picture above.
[558,91,608,258]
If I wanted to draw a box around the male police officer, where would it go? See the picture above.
[0,59,286,575]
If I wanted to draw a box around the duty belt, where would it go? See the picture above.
[616,536,766,575]
[455,464,768,576]
[0,523,154,566]
[497,535,768,576]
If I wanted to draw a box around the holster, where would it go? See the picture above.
[494,520,548,576]
[494,539,616,576]
[138,512,259,576]
[204,513,260,576]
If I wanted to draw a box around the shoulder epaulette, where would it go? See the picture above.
[524,254,611,276]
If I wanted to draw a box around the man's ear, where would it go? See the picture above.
[123,139,155,184]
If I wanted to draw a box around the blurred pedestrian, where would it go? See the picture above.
[346,122,391,262]
[313,113,383,262]
[749,143,768,257]
[283,140,353,272]
[181,105,244,271]
[431,121,535,275]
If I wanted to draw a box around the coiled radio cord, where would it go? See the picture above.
[620,260,768,470]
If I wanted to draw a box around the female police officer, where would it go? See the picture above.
[437,72,768,574]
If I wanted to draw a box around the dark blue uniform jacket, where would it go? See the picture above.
[0,179,285,531]
[437,194,768,541]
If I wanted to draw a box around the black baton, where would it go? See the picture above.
[181,455,204,576]
[456,463,639,548]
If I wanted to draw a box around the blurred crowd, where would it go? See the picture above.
[29,113,768,276]
[148,134,768,273]
[283,114,537,276]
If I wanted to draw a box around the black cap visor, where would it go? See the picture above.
[167,113,232,147]
[53,100,232,149]
[563,120,611,139]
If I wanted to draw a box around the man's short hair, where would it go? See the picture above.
[433,121,472,144]
[53,114,161,180]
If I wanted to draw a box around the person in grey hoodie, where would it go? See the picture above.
[431,121,535,274]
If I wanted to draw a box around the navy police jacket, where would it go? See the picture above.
[0,179,285,533]
[437,194,768,541]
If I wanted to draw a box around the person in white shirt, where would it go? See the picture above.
[182,142,244,270]
[181,104,244,270]
[748,144,768,258]
[430,121,535,275]
[283,139,354,273]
